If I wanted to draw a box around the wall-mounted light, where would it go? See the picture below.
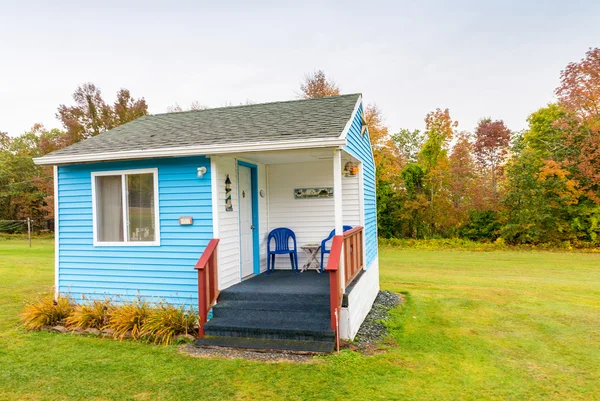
[197,166,207,178]
[344,161,359,177]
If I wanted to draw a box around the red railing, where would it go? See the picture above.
[325,226,364,351]
[195,238,220,338]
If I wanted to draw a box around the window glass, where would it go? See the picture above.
[95,175,124,242]
[127,173,155,242]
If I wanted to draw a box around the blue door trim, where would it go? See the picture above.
[237,160,260,275]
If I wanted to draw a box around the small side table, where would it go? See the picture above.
[300,243,321,273]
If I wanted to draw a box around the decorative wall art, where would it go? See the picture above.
[225,174,233,211]
[294,187,334,199]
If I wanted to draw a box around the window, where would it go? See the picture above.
[92,168,160,246]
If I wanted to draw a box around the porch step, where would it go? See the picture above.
[218,289,329,305]
[195,336,334,354]
[202,271,334,349]
[204,315,334,342]
[212,300,329,319]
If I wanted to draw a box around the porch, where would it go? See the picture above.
[195,225,366,352]
[211,147,365,287]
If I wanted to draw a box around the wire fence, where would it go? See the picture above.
[0,219,53,247]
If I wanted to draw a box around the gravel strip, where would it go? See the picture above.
[354,290,402,349]
[180,344,319,363]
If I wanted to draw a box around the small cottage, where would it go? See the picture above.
[35,94,379,352]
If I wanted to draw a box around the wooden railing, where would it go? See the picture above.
[343,226,364,287]
[195,238,220,338]
[325,226,364,351]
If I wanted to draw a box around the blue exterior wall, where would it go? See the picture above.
[56,156,212,306]
[343,103,378,268]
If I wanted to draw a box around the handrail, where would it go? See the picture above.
[343,227,364,287]
[195,238,220,338]
[342,226,363,238]
[325,235,344,352]
[325,226,364,351]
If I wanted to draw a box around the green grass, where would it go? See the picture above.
[1,239,599,400]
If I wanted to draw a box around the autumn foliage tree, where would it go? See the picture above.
[1,83,148,228]
[473,118,511,207]
[555,47,600,203]
[57,83,147,146]
[299,70,340,99]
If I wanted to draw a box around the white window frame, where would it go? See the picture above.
[91,168,161,247]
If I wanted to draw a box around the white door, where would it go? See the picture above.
[239,165,255,278]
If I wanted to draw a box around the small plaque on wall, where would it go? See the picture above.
[294,187,334,199]
[178,216,193,225]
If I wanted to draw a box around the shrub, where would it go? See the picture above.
[21,294,74,330]
[459,210,501,241]
[141,303,197,345]
[65,298,112,330]
[105,298,150,340]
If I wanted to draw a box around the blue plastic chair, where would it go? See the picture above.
[320,225,353,272]
[267,228,299,273]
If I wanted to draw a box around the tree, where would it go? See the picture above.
[56,83,147,146]
[0,125,62,223]
[392,128,425,164]
[448,132,477,225]
[112,89,149,126]
[299,70,340,99]
[418,108,457,236]
[473,118,511,206]
[166,101,208,113]
[555,48,600,203]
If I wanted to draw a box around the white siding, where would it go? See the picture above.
[258,164,268,273]
[267,161,335,268]
[339,259,380,340]
[215,156,269,288]
[215,156,240,289]
[342,171,361,227]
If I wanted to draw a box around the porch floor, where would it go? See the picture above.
[229,270,329,296]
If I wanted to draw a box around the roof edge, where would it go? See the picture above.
[339,95,363,140]
[33,137,348,166]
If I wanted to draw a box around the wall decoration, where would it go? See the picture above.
[294,187,333,199]
[225,174,233,211]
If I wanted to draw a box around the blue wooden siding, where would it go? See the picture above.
[343,103,378,268]
[57,156,212,306]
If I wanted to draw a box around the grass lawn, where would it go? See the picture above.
[1,239,599,400]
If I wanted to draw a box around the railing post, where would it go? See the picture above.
[195,238,220,339]
[198,268,207,337]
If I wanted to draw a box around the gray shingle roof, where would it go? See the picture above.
[39,93,360,161]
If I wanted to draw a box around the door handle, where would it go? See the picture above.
[251,225,255,229]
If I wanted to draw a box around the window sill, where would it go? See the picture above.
[93,241,161,247]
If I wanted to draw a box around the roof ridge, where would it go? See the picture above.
[151,93,362,117]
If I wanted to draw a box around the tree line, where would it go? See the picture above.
[300,49,600,246]
[2,48,600,245]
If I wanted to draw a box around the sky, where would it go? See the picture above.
[1,0,599,137]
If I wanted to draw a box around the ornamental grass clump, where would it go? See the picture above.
[21,294,74,330]
[65,297,112,330]
[105,298,150,340]
[141,303,197,345]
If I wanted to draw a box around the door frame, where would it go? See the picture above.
[237,160,260,276]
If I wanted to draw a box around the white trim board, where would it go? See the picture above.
[339,95,362,140]
[90,167,161,247]
[53,166,59,298]
[33,138,348,165]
